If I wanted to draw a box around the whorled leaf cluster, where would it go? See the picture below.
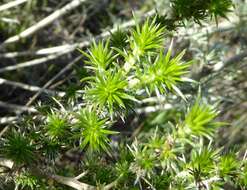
[170,0,233,24]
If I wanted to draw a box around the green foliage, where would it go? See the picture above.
[239,161,247,187]
[82,155,116,185]
[15,171,38,190]
[79,40,115,71]
[209,0,233,20]
[184,98,223,139]
[171,0,233,23]
[171,0,209,22]
[129,17,166,57]
[152,14,178,31]
[219,153,240,179]
[45,112,70,140]
[137,49,191,94]
[115,161,131,179]
[129,141,156,179]
[152,174,171,189]
[74,109,118,152]
[1,131,35,165]
[189,146,220,179]
[110,28,128,50]
[1,6,246,190]
[42,139,60,161]
[85,70,135,115]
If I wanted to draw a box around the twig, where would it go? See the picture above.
[51,174,95,190]
[49,77,68,89]
[0,9,156,59]
[0,77,65,96]
[75,171,89,180]
[139,96,167,104]
[0,56,82,137]
[0,9,155,73]
[213,50,247,71]
[179,13,239,39]
[0,44,76,58]
[0,0,28,12]
[26,55,83,106]
[0,9,156,137]
[131,123,144,139]
[103,175,123,190]
[135,104,173,114]
[3,0,87,45]
[0,158,95,190]
[0,10,239,60]
[0,116,18,125]
[0,158,120,190]
[0,51,70,73]
[199,49,247,83]
[0,100,37,113]
[0,158,14,169]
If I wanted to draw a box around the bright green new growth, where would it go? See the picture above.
[74,109,118,151]
[15,171,38,190]
[137,49,191,94]
[219,153,240,178]
[85,71,135,115]
[130,17,166,57]
[239,163,247,187]
[82,17,192,117]
[79,39,115,71]
[184,98,223,139]
[114,17,167,73]
[189,146,220,178]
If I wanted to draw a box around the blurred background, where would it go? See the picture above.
[0,0,246,152]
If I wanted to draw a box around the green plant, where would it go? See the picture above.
[15,171,38,190]
[45,112,70,141]
[1,1,246,189]
[74,108,118,152]
[1,131,35,165]
[171,0,233,23]
[183,98,223,139]
[84,70,135,116]
[79,40,115,71]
